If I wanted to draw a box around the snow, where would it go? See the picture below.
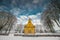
[0,33,60,40]
[0,36,60,40]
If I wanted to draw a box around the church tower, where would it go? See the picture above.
[24,18,35,35]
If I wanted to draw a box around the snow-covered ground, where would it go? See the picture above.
[0,33,60,40]
[0,36,60,40]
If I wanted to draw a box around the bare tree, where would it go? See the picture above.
[0,11,17,34]
[41,0,60,33]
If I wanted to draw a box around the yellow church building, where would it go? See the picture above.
[23,18,35,35]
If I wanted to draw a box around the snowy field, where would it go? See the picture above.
[0,36,60,40]
[0,33,60,40]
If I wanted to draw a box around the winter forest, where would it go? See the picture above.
[0,0,60,35]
